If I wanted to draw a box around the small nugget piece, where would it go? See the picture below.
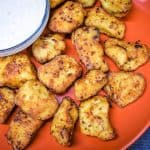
[15,80,58,120]
[75,70,107,101]
[32,34,66,63]
[79,96,115,140]
[105,38,149,71]
[100,0,132,18]
[104,72,145,107]
[72,26,108,71]
[7,109,43,150]
[49,1,85,33]
[77,0,96,7]
[50,0,66,8]
[0,87,15,123]
[51,97,78,146]
[0,53,36,88]
[85,7,125,39]
[38,55,82,94]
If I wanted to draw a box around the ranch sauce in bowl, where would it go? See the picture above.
[0,0,50,56]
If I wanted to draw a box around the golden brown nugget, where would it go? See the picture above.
[72,26,108,71]
[74,70,107,101]
[48,1,85,33]
[32,34,66,63]
[50,0,66,8]
[105,38,149,71]
[77,0,96,7]
[79,96,115,140]
[0,53,36,88]
[104,72,145,107]
[51,97,78,146]
[85,7,125,39]
[15,80,58,120]
[0,88,15,123]
[7,109,43,150]
[100,0,132,18]
[38,55,82,94]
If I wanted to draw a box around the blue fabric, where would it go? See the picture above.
[129,128,150,150]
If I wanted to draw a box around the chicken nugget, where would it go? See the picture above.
[85,7,125,39]
[104,72,145,107]
[75,70,107,101]
[51,97,78,146]
[72,26,108,71]
[0,53,36,88]
[79,96,115,140]
[48,1,85,33]
[32,34,66,63]
[7,109,43,150]
[50,0,66,8]
[0,87,15,123]
[38,55,82,94]
[105,38,149,71]
[15,80,58,120]
[77,0,96,7]
[100,0,132,18]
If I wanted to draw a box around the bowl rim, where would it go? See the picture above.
[0,0,50,56]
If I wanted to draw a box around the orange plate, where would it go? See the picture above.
[0,0,150,149]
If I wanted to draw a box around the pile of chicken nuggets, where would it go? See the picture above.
[0,0,149,149]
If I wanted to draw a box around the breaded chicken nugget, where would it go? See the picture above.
[104,72,145,107]
[51,97,78,146]
[77,0,96,7]
[32,34,66,63]
[85,7,125,39]
[72,26,108,71]
[48,1,85,33]
[100,0,132,18]
[50,0,66,8]
[79,96,115,140]
[7,109,43,150]
[38,55,82,94]
[105,38,149,71]
[74,70,107,101]
[0,53,36,88]
[0,88,15,123]
[15,80,58,120]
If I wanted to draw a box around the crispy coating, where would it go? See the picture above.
[50,0,66,8]
[32,34,66,63]
[100,0,132,18]
[15,80,58,120]
[77,0,96,7]
[74,70,107,101]
[48,1,85,33]
[38,55,82,94]
[0,53,36,88]
[7,109,43,150]
[51,97,78,146]
[105,38,149,71]
[85,7,125,39]
[104,72,145,107]
[72,26,109,71]
[79,96,115,140]
[0,88,15,123]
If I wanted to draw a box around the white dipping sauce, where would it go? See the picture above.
[0,0,46,50]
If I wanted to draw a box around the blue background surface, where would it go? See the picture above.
[129,128,150,150]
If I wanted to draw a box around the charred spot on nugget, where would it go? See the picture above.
[38,55,82,94]
[48,1,85,33]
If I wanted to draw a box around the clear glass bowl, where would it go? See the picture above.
[0,0,50,56]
